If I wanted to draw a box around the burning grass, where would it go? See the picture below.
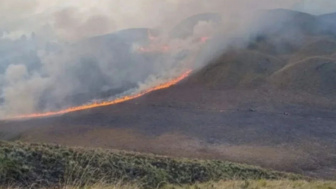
[0,141,301,188]
[6,70,192,120]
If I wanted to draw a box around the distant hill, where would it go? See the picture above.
[257,9,320,36]
[318,12,336,36]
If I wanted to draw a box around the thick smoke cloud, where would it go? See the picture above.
[0,0,335,118]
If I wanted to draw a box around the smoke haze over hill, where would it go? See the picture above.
[1,0,336,118]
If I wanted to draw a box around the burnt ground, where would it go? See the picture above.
[1,84,336,179]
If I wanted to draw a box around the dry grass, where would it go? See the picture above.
[0,141,301,189]
[1,180,335,189]
[0,183,139,189]
[60,182,140,189]
[165,180,336,189]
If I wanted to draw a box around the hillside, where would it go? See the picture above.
[287,37,336,63]
[189,50,286,89]
[1,9,336,181]
[270,57,336,95]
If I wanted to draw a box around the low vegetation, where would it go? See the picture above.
[3,180,336,189]
[165,180,336,189]
[0,141,301,188]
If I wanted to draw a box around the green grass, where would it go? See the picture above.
[0,141,302,188]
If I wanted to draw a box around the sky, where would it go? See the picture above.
[1,0,336,41]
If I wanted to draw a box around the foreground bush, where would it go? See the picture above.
[0,141,301,188]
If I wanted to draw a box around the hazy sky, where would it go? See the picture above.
[1,0,336,41]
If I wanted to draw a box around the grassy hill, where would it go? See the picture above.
[270,57,336,95]
[0,141,301,188]
[190,50,286,89]
[287,37,336,63]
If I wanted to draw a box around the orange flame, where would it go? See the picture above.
[6,70,192,120]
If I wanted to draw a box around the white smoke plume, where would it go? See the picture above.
[0,0,335,118]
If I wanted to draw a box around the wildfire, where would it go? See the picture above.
[7,70,192,120]
[5,32,212,120]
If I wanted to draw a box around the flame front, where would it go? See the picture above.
[7,70,192,120]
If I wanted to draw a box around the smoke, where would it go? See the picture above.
[53,8,116,41]
[0,0,335,118]
[1,64,48,116]
[2,0,336,41]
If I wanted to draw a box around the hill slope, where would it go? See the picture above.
[189,50,286,89]
[270,57,336,95]
[1,9,336,181]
